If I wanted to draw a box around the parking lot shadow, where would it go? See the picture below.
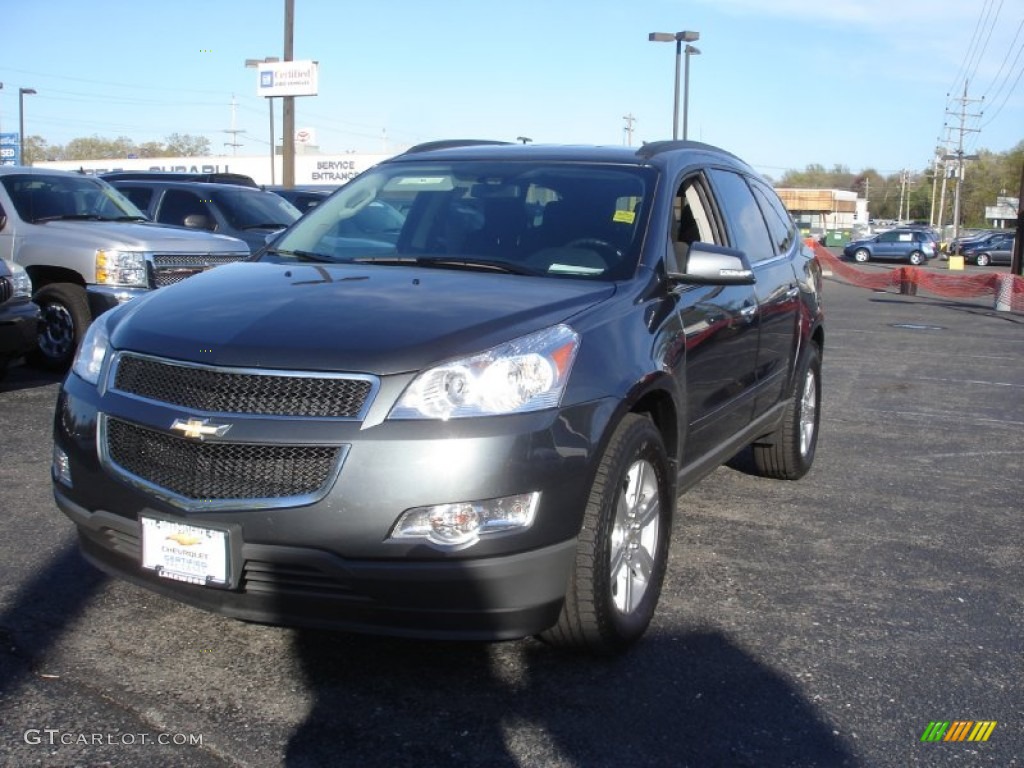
[0,544,106,695]
[285,628,858,767]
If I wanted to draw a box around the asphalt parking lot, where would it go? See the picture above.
[1,274,1021,767]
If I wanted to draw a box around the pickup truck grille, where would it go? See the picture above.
[112,353,375,418]
[104,417,342,503]
[0,277,11,304]
[151,253,246,287]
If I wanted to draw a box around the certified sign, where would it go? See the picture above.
[140,517,229,586]
[256,60,319,98]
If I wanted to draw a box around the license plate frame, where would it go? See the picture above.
[140,516,231,587]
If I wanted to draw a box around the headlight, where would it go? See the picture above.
[96,249,148,287]
[71,311,112,385]
[5,261,32,298]
[390,324,580,420]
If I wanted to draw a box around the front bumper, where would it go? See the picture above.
[53,370,614,639]
[0,298,42,362]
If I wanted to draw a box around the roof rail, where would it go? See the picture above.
[402,139,512,155]
[635,139,740,162]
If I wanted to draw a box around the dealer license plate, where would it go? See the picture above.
[140,517,229,586]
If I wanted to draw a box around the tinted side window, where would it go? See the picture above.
[118,186,154,212]
[878,231,899,243]
[708,169,774,263]
[750,180,796,255]
[156,189,209,227]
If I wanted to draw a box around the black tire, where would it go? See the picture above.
[26,283,92,372]
[541,414,672,654]
[853,248,870,263]
[908,251,925,266]
[976,253,990,267]
[752,342,822,480]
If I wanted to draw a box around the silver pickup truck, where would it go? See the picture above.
[0,166,250,369]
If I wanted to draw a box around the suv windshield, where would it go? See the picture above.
[266,161,655,280]
[1,173,145,223]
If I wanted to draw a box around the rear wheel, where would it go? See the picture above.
[908,251,925,266]
[541,414,672,654]
[26,283,92,372]
[752,343,821,480]
[975,253,990,267]
[853,248,870,263]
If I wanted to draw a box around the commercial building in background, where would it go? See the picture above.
[776,188,867,245]
[36,152,393,188]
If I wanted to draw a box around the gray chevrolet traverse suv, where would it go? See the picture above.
[53,140,824,654]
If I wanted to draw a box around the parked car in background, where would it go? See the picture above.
[0,259,40,380]
[842,228,937,265]
[108,179,300,254]
[946,229,999,255]
[0,167,250,370]
[53,139,824,654]
[100,171,258,188]
[265,185,334,213]
[961,232,1015,266]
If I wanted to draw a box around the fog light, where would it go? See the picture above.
[52,445,72,487]
[390,492,540,547]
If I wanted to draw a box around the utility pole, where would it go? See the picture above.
[622,113,637,147]
[223,94,245,155]
[944,81,982,247]
[1011,161,1023,276]
[282,0,295,188]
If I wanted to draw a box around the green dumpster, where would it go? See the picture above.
[825,230,852,247]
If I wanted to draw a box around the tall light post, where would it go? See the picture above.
[245,57,280,185]
[682,44,700,141]
[18,87,36,165]
[648,31,699,140]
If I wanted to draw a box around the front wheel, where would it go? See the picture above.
[853,248,870,263]
[752,343,822,480]
[975,253,990,267]
[908,251,925,266]
[26,283,92,371]
[541,414,672,654]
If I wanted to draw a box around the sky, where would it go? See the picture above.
[1,0,1022,179]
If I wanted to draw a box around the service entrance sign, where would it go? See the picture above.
[257,60,319,98]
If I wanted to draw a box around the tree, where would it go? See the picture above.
[21,136,53,165]
[164,133,211,156]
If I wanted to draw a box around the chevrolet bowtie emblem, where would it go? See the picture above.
[170,418,232,440]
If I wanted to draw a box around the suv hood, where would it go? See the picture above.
[32,220,248,253]
[110,261,616,373]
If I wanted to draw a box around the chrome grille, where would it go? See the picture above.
[0,277,11,304]
[105,417,341,503]
[112,354,374,418]
[151,253,245,288]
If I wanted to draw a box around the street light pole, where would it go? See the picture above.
[648,31,699,141]
[245,57,280,185]
[18,88,36,166]
[683,45,700,141]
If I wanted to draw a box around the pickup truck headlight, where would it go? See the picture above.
[6,261,32,298]
[96,249,148,287]
[71,310,113,385]
[389,324,580,420]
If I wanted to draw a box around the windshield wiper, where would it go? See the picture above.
[240,222,288,230]
[417,256,538,276]
[112,215,149,222]
[33,213,107,223]
[264,247,334,263]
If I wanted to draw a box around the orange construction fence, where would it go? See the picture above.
[806,239,1024,313]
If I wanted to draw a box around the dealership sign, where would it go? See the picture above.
[257,60,319,98]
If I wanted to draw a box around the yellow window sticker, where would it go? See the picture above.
[613,210,636,224]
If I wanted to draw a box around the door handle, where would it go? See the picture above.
[740,305,757,321]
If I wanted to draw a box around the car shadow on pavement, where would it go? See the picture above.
[0,544,106,695]
[284,628,859,768]
[0,362,64,393]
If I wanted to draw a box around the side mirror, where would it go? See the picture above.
[183,213,214,231]
[669,241,756,286]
